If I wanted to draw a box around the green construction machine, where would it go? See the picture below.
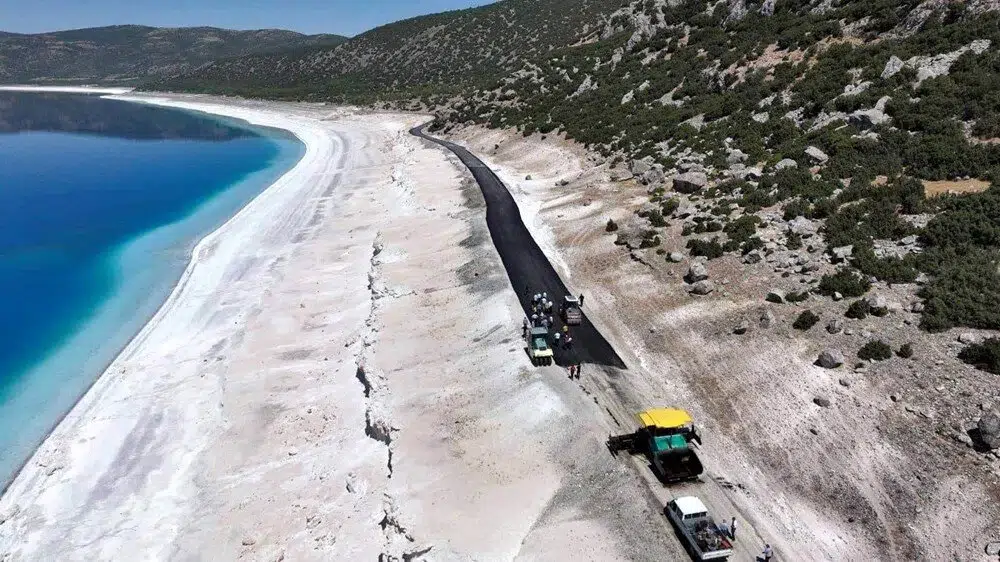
[527,326,554,366]
[607,408,704,483]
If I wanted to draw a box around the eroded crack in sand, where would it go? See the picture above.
[353,232,431,562]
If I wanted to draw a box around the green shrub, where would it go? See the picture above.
[958,338,1000,374]
[662,198,680,215]
[852,248,919,284]
[648,210,668,227]
[686,237,725,259]
[742,236,766,255]
[793,310,820,330]
[606,219,619,232]
[918,248,1000,332]
[858,340,893,361]
[681,224,694,236]
[724,215,761,244]
[846,299,871,319]
[639,231,661,249]
[786,230,803,250]
[817,269,871,298]
[897,343,914,358]
[783,199,810,221]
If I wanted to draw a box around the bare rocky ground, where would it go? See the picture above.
[443,124,1000,561]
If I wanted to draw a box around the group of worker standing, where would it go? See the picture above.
[525,291,574,349]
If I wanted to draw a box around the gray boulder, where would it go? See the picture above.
[766,289,785,304]
[742,251,763,264]
[774,158,798,170]
[978,412,1000,450]
[805,146,829,164]
[686,262,709,283]
[958,332,979,345]
[640,166,666,186]
[817,350,845,369]
[881,55,905,79]
[832,245,854,261]
[689,280,715,295]
[667,252,684,263]
[614,223,647,250]
[726,149,749,165]
[630,158,653,176]
[733,319,750,335]
[673,172,709,193]
[866,295,890,315]
[788,216,818,237]
[826,319,844,334]
[813,396,833,407]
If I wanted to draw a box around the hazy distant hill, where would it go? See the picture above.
[0,25,347,85]
[145,0,623,99]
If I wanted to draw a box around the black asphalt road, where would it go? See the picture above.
[412,126,626,370]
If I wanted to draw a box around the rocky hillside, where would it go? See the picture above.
[145,0,624,99]
[0,25,346,85]
[429,0,1000,344]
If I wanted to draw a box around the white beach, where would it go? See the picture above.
[0,94,678,560]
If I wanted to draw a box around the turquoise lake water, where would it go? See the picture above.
[0,93,304,488]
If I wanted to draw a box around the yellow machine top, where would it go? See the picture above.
[637,408,693,429]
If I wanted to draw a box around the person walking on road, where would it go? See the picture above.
[522,318,529,339]
[579,293,584,306]
[729,517,736,540]
[575,363,582,379]
[759,544,773,561]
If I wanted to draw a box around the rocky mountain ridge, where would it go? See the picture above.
[0,25,346,84]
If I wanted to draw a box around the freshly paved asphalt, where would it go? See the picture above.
[412,125,626,369]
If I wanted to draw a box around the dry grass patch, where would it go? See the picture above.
[923,179,991,197]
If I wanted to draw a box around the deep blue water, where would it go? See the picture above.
[0,93,304,487]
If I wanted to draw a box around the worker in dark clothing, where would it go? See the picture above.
[579,293,584,306]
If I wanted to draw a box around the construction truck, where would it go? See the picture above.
[527,326,554,366]
[561,295,582,325]
[665,496,734,561]
[607,408,704,483]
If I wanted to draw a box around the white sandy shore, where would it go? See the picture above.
[0,85,134,95]
[0,95,677,560]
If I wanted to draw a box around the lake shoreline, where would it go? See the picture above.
[0,90,305,492]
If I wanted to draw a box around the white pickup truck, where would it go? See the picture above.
[665,496,734,561]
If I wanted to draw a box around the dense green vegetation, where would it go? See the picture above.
[918,187,1000,331]
[146,0,621,100]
